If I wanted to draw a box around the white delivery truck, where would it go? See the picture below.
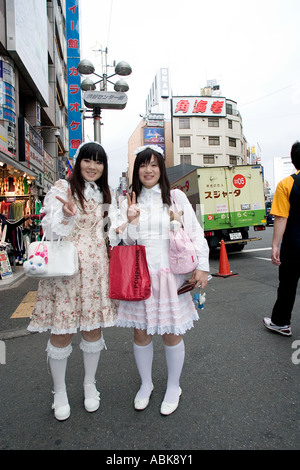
[170,165,267,251]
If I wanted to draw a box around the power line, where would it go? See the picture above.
[239,81,299,107]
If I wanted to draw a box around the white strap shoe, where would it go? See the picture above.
[84,382,100,412]
[134,384,154,410]
[52,391,70,421]
[160,387,182,416]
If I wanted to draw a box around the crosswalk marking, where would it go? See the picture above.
[11,291,37,318]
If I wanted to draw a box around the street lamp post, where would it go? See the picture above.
[77,52,132,143]
[93,107,101,143]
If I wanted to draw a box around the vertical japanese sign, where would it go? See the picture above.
[66,0,82,159]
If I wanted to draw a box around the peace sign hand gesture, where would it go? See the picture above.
[56,188,77,218]
[126,192,140,225]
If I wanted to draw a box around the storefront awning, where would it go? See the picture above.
[0,150,37,178]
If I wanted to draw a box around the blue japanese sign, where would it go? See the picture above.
[66,0,82,159]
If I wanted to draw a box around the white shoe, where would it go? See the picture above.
[134,384,154,411]
[160,387,182,416]
[263,317,292,336]
[84,383,100,412]
[52,391,70,421]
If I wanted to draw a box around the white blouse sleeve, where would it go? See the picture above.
[117,198,139,245]
[107,197,122,247]
[172,189,210,273]
[41,179,78,239]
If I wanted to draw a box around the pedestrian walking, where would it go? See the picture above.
[28,141,117,420]
[115,145,210,415]
[264,141,300,337]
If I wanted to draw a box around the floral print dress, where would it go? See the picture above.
[28,179,117,334]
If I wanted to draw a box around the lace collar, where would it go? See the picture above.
[84,180,103,203]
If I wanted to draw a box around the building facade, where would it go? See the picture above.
[127,72,248,190]
[0,0,73,211]
[273,155,295,190]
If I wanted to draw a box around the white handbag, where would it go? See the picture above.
[23,236,78,278]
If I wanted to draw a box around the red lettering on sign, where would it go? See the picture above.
[211,100,224,114]
[193,100,208,113]
[174,100,190,113]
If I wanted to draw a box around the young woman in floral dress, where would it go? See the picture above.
[28,142,117,420]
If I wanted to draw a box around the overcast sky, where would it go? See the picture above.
[79,0,300,191]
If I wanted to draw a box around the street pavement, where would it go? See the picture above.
[0,227,299,452]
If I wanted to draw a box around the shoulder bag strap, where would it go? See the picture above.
[170,189,185,229]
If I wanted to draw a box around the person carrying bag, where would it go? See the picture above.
[113,145,210,416]
[27,142,117,421]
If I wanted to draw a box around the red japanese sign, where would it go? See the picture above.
[172,96,226,117]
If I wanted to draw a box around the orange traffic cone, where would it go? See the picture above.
[213,240,238,278]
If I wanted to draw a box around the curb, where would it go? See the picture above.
[0,271,26,290]
[0,328,36,341]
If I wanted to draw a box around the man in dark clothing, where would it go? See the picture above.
[263,141,300,336]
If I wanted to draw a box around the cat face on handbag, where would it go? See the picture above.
[23,244,48,275]
[23,254,48,275]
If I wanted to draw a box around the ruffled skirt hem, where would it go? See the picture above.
[27,320,116,335]
[116,269,199,335]
[116,314,198,336]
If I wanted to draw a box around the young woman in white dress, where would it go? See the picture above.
[116,145,210,415]
[28,142,117,420]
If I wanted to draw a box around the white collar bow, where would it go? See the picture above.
[84,180,103,203]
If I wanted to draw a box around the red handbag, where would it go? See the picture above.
[109,244,151,301]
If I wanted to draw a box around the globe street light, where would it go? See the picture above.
[77,53,132,142]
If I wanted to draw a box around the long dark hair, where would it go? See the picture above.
[68,142,111,209]
[132,148,171,206]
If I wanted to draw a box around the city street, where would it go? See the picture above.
[0,226,299,452]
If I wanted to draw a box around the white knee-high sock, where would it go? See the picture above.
[80,336,106,399]
[133,341,153,399]
[46,340,72,407]
[163,339,185,403]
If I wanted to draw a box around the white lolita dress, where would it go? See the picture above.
[115,185,210,335]
[28,179,117,334]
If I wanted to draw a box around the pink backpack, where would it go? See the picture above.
[169,191,198,274]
